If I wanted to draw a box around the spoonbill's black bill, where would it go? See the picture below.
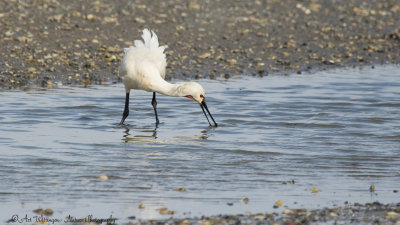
[200,100,218,127]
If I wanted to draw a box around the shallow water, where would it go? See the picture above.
[1,65,399,222]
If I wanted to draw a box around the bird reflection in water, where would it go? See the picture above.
[121,125,158,143]
[121,124,214,144]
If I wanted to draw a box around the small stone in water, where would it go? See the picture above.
[138,203,145,209]
[33,208,43,214]
[43,209,53,216]
[33,208,53,216]
[312,188,319,193]
[159,207,175,215]
[370,184,375,192]
[273,200,282,208]
[241,197,249,204]
[98,174,109,180]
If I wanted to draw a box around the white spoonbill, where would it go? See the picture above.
[119,28,217,126]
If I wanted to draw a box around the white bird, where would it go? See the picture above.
[119,28,217,126]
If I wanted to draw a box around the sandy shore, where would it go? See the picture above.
[134,202,400,225]
[10,201,400,225]
[1,0,399,89]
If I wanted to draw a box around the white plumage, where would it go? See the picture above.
[120,29,166,91]
[119,28,217,126]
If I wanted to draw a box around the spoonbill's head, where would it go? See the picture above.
[180,82,218,126]
[181,82,205,104]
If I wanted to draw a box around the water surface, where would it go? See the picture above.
[1,65,399,222]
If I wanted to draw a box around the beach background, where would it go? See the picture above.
[1,0,399,88]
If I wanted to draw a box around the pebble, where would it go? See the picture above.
[370,184,376,192]
[241,197,249,204]
[227,59,237,66]
[198,52,211,59]
[33,208,53,216]
[312,188,319,193]
[159,207,176,215]
[283,209,294,214]
[329,212,338,217]
[98,174,109,180]
[273,200,282,208]
[387,211,400,221]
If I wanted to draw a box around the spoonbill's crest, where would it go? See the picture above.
[119,28,217,127]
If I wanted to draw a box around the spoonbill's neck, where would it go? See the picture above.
[151,78,187,97]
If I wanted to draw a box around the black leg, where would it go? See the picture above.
[120,92,130,125]
[152,92,160,125]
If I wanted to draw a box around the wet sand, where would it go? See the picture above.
[1,0,400,89]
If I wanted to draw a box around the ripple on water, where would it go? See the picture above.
[0,65,400,220]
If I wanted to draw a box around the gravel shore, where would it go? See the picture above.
[1,0,399,89]
[131,202,400,225]
[12,202,400,225]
